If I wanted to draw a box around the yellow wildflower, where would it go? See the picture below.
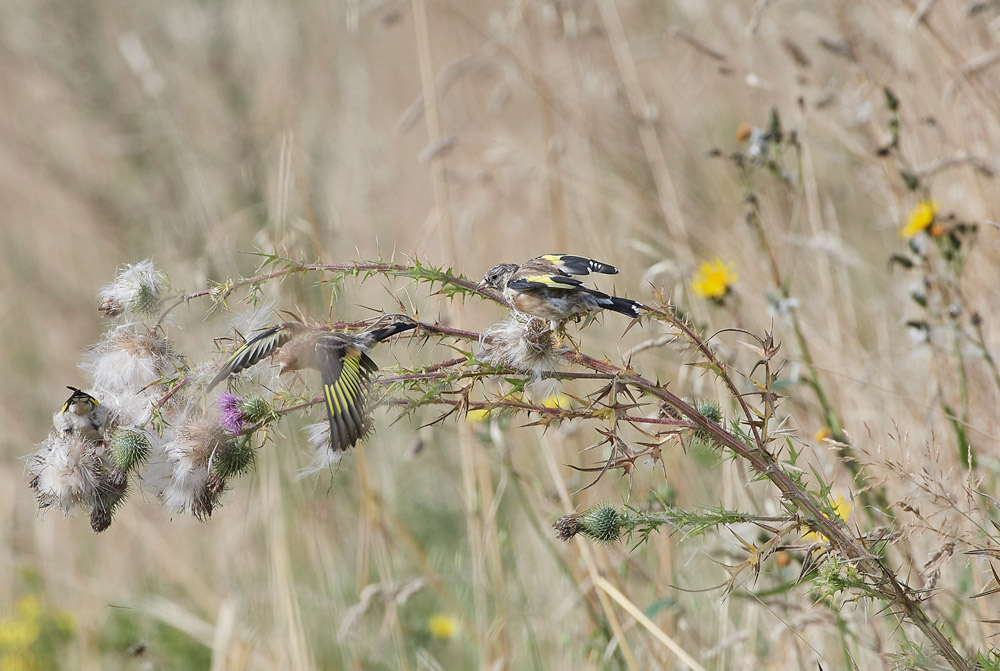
[691,259,738,300]
[814,426,832,443]
[465,408,492,423]
[830,494,851,523]
[804,493,852,544]
[428,613,459,639]
[899,199,938,238]
[541,394,573,410]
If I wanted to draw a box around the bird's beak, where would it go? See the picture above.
[476,280,487,292]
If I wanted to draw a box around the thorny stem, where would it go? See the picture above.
[641,305,764,449]
[175,261,969,669]
[563,352,968,669]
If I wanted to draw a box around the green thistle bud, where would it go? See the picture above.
[212,436,256,479]
[109,430,151,471]
[553,503,623,544]
[237,397,274,426]
[691,399,723,446]
[131,283,161,317]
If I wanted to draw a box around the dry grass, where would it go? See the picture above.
[3,1,1000,669]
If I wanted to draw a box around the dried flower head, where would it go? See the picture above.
[481,315,561,376]
[90,466,129,533]
[28,433,105,513]
[157,417,237,519]
[98,259,167,318]
[82,327,177,395]
[80,326,182,425]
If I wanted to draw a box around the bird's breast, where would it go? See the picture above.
[508,289,594,320]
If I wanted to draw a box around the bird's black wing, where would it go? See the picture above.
[507,274,584,292]
[534,254,619,276]
[207,324,291,391]
[315,336,378,451]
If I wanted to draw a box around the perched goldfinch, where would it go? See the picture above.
[207,315,416,451]
[479,254,641,329]
[53,386,110,442]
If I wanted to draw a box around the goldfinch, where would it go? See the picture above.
[53,386,109,442]
[207,315,416,451]
[479,254,641,329]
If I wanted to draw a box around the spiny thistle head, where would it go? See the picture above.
[109,430,151,471]
[212,436,256,479]
[238,397,274,426]
[98,259,167,319]
[553,503,624,544]
[217,392,247,433]
[218,394,273,433]
[690,399,722,446]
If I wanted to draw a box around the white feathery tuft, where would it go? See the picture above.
[98,259,168,319]
[28,433,104,513]
[480,315,562,377]
[80,326,182,426]
[295,422,344,479]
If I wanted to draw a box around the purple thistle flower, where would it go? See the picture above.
[218,392,246,434]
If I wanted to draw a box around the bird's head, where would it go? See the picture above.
[478,263,518,291]
[63,386,98,416]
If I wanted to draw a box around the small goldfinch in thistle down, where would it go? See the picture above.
[479,254,642,330]
[207,315,417,452]
[53,386,109,442]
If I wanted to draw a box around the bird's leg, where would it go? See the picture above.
[546,322,580,352]
[546,320,569,348]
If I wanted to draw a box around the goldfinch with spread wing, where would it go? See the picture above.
[207,315,416,451]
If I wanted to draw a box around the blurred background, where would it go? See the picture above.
[2,1,1000,669]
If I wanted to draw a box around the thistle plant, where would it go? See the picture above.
[25,250,998,669]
